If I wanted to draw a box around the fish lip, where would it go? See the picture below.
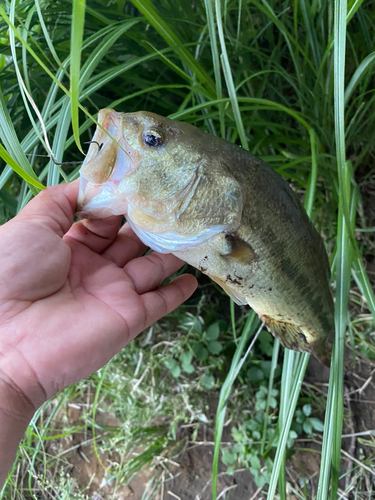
[77,109,136,218]
[77,177,124,218]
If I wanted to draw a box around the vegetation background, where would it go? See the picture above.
[0,0,374,499]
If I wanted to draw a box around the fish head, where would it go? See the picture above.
[78,109,243,252]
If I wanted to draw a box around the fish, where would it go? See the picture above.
[77,108,334,366]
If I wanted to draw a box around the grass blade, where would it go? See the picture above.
[0,144,44,190]
[344,51,375,104]
[260,339,280,455]
[130,0,216,96]
[215,0,248,149]
[212,312,260,498]
[70,0,86,154]
[35,0,65,73]
[267,353,310,500]
[203,0,225,138]
[304,129,318,217]
[317,1,351,497]
[0,90,42,193]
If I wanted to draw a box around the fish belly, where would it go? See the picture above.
[174,230,332,366]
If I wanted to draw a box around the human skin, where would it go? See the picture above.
[0,180,197,486]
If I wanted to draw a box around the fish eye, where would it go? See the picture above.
[142,129,164,148]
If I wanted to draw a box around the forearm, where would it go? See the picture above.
[0,375,35,487]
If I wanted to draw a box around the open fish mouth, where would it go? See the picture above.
[77,109,135,219]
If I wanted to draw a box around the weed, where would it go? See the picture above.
[0,1,375,499]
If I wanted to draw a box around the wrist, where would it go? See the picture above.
[0,339,46,425]
[0,370,36,423]
[0,372,34,488]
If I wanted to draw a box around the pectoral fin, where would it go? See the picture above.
[220,234,258,266]
[207,274,248,306]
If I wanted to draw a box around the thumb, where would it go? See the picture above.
[16,181,79,237]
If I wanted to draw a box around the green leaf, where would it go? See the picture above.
[232,443,244,454]
[201,374,215,390]
[192,342,208,362]
[206,322,220,341]
[252,430,261,440]
[247,366,264,381]
[258,330,274,357]
[302,404,312,417]
[222,448,236,465]
[231,428,243,443]
[303,420,313,435]
[170,365,181,378]
[180,351,193,365]
[182,363,195,374]
[249,454,261,470]
[226,465,235,475]
[254,472,267,489]
[192,318,202,335]
[310,418,325,432]
[163,357,178,371]
[207,341,222,355]
[286,430,298,448]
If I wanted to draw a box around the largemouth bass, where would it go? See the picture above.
[77,108,334,365]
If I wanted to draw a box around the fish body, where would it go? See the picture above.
[78,109,334,365]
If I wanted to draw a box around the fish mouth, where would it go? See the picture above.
[77,108,135,219]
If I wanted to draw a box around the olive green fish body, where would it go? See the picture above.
[78,109,334,364]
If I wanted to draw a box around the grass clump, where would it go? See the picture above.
[0,0,375,499]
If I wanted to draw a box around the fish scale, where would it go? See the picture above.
[78,108,334,365]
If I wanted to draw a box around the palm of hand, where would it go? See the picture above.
[0,183,196,410]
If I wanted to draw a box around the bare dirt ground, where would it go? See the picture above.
[44,350,375,500]
[53,396,263,500]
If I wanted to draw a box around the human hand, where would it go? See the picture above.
[0,181,197,416]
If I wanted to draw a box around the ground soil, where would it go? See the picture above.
[45,349,375,500]
[51,395,263,500]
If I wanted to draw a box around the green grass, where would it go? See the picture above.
[1,0,375,498]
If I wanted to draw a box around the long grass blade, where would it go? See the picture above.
[344,51,375,104]
[317,1,351,497]
[70,0,86,154]
[304,129,318,217]
[129,0,216,96]
[35,0,65,72]
[260,339,280,455]
[0,90,42,193]
[215,0,248,149]
[267,353,310,500]
[212,313,260,499]
[203,0,225,138]
[0,144,44,190]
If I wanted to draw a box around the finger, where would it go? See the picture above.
[64,216,122,253]
[138,274,198,334]
[16,180,79,237]
[101,222,147,267]
[124,252,186,295]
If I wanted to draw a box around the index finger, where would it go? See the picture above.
[16,181,79,237]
